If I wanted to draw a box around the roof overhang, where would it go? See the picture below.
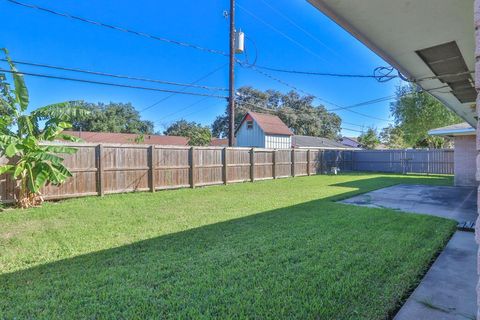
[308,0,477,127]
[428,128,476,137]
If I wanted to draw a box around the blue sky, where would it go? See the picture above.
[0,0,402,136]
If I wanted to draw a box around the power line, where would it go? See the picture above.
[240,62,393,122]
[154,96,212,123]
[257,0,342,60]
[0,68,229,99]
[237,3,328,63]
[342,121,365,128]
[0,58,228,92]
[139,64,227,112]
[341,127,364,133]
[5,0,228,56]
[328,95,396,112]
[250,64,397,80]
[236,100,365,134]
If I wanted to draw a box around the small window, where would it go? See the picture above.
[246,120,253,129]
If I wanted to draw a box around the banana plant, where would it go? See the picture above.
[0,49,89,208]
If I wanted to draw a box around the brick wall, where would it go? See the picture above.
[454,135,478,187]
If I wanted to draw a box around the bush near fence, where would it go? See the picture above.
[0,144,452,203]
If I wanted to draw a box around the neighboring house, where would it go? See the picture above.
[429,123,477,187]
[235,112,293,149]
[292,135,352,149]
[64,131,189,146]
[210,138,228,147]
[341,136,362,148]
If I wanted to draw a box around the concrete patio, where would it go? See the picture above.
[341,184,478,320]
[341,184,477,223]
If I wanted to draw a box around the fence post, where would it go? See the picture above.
[223,147,228,185]
[320,150,324,175]
[189,147,196,188]
[96,144,104,196]
[250,148,255,182]
[291,149,296,177]
[307,149,311,176]
[148,145,155,192]
[272,149,277,179]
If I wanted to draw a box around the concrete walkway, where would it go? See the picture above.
[341,184,478,320]
[394,232,477,320]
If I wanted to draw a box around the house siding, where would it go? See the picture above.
[236,119,265,148]
[265,135,292,149]
[454,135,478,187]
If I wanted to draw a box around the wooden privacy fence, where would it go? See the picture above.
[0,144,352,203]
[0,145,453,203]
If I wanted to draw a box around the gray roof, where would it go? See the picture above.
[292,135,348,149]
[428,122,475,136]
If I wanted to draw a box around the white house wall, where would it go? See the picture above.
[265,135,292,149]
[235,119,265,148]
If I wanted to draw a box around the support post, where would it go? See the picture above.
[96,144,104,196]
[272,149,277,179]
[148,145,155,192]
[250,148,255,182]
[291,149,296,177]
[228,0,236,147]
[474,2,480,317]
[189,147,196,188]
[307,149,311,176]
[223,147,228,185]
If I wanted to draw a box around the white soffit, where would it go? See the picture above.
[308,0,476,127]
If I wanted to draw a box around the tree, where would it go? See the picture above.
[379,124,407,149]
[211,87,341,140]
[71,101,154,134]
[358,128,380,149]
[390,85,461,148]
[0,49,88,208]
[164,120,212,146]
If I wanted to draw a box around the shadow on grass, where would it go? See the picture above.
[0,174,457,319]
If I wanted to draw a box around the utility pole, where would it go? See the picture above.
[228,0,235,147]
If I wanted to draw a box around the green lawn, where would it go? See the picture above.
[0,173,456,319]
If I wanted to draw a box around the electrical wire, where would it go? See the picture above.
[236,100,365,134]
[256,0,342,60]
[0,68,229,99]
[5,0,228,56]
[0,58,228,92]
[154,96,212,123]
[328,95,396,112]
[239,62,393,122]
[139,64,227,112]
[237,3,328,63]
[248,64,398,80]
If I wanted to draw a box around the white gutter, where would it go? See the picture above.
[428,128,476,136]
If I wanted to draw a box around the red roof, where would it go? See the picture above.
[64,131,189,145]
[210,138,228,147]
[240,112,293,136]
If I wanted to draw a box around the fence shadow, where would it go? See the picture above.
[0,173,456,319]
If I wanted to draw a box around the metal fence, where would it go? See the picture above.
[353,149,453,174]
